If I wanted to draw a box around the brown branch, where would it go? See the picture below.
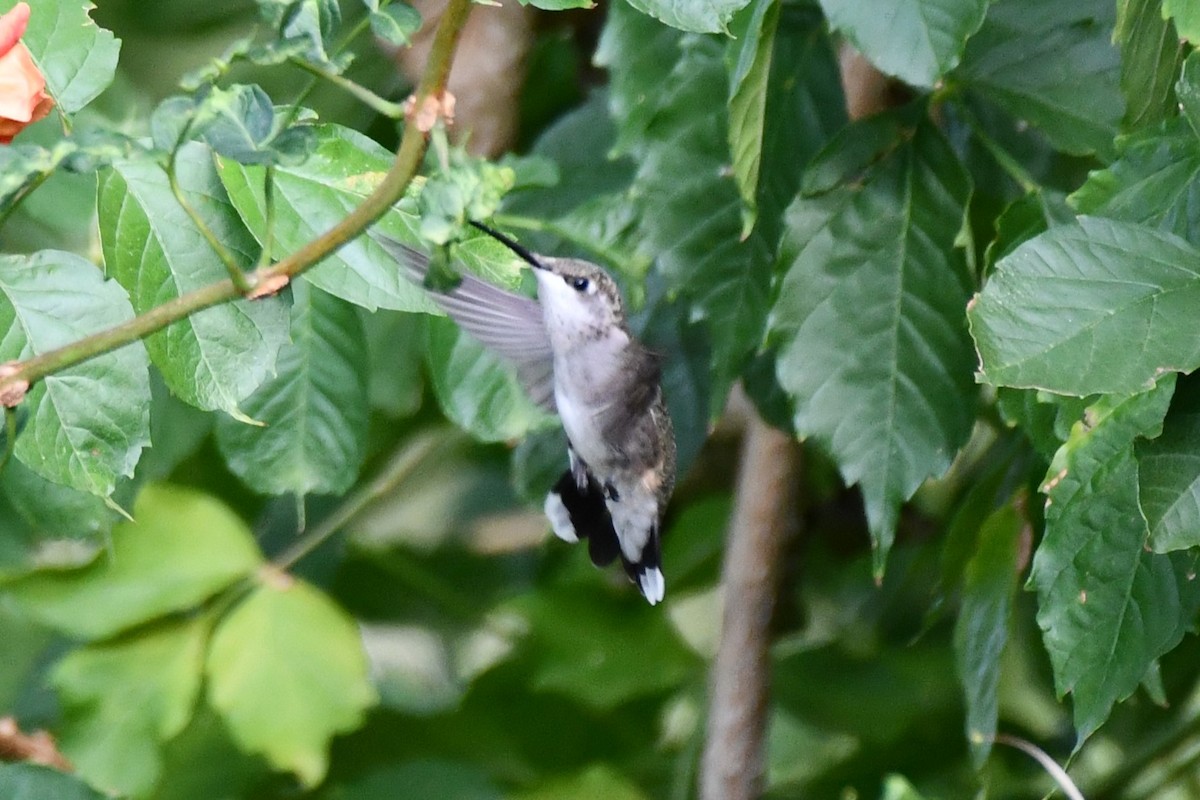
[699,407,800,800]
[0,716,72,771]
[0,0,475,406]
[699,42,889,800]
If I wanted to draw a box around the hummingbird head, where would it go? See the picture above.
[532,257,626,345]
[466,221,627,347]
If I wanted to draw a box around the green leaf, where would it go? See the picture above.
[1,458,117,541]
[622,0,750,34]
[199,84,314,167]
[1115,0,1183,129]
[424,317,553,443]
[98,143,290,414]
[984,189,1074,272]
[218,124,439,313]
[610,8,845,410]
[1163,0,1200,42]
[0,145,61,217]
[628,36,759,403]
[417,149,515,245]
[953,499,1022,767]
[819,0,989,88]
[594,2,683,155]
[328,761,501,800]
[51,617,208,797]
[1070,119,1200,241]
[206,575,377,786]
[879,775,930,800]
[0,764,107,800]
[259,0,342,63]
[1179,51,1200,138]
[6,0,121,114]
[0,251,150,497]
[6,483,262,640]
[364,309,424,417]
[216,282,368,496]
[0,603,51,708]
[970,216,1200,396]
[509,765,648,800]
[367,4,422,46]
[769,116,976,572]
[726,0,780,236]
[957,0,1122,157]
[513,587,701,709]
[521,0,595,9]
[1137,376,1200,552]
[1031,377,1200,742]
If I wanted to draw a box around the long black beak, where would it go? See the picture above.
[469,220,548,271]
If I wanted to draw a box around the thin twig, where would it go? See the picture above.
[165,152,251,292]
[274,430,452,571]
[994,734,1086,800]
[288,57,407,118]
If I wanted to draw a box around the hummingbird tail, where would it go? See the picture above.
[544,468,666,605]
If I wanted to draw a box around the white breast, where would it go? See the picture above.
[552,335,627,470]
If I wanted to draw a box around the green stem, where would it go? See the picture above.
[273,430,453,570]
[0,167,52,230]
[288,57,407,118]
[955,101,1040,195]
[0,408,17,475]
[258,165,278,269]
[166,154,252,293]
[0,0,474,403]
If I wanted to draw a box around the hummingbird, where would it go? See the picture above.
[377,224,676,605]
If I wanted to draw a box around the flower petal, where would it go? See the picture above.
[0,3,30,60]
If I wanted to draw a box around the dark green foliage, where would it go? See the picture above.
[7,0,1200,797]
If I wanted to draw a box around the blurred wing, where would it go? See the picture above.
[376,235,557,411]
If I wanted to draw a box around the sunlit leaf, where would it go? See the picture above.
[726,0,780,235]
[6,483,262,639]
[218,124,439,313]
[98,143,290,414]
[52,617,208,797]
[1163,0,1200,43]
[0,764,106,800]
[0,251,150,497]
[206,575,377,786]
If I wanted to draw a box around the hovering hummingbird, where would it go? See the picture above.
[378,224,676,604]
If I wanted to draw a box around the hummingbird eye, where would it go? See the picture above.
[567,276,590,292]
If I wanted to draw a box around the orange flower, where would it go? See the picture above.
[0,3,53,145]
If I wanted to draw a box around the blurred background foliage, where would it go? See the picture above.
[6,0,1200,798]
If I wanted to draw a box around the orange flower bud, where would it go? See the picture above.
[0,3,54,145]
